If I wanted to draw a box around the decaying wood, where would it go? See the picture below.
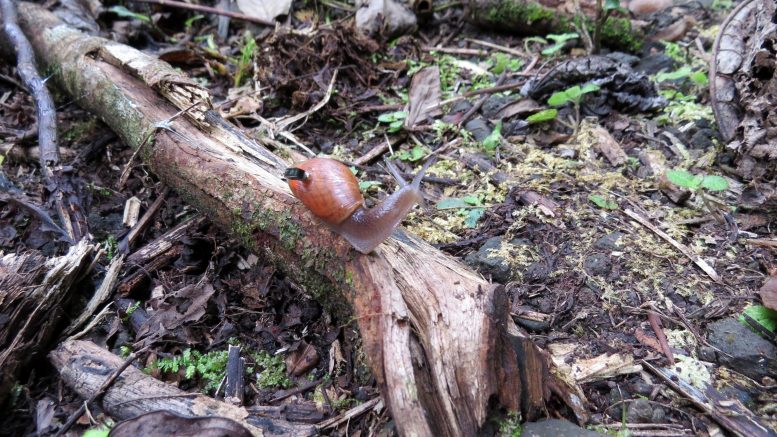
[49,340,317,437]
[15,4,564,435]
[0,240,97,405]
[466,0,646,51]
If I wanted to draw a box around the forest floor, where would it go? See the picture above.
[1,0,776,436]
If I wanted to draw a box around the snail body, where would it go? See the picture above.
[285,157,427,254]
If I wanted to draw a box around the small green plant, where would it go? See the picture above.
[395,144,429,162]
[665,170,728,193]
[665,169,729,218]
[547,84,600,134]
[497,412,522,437]
[436,196,486,228]
[102,235,118,260]
[82,426,111,437]
[119,345,132,358]
[378,111,408,133]
[588,194,619,210]
[655,66,708,87]
[148,349,229,393]
[490,53,524,74]
[252,351,291,389]
[109,5,151,23]
[234,32,256,87]
[526,108,558,124]
[591,0,625,53]
[184,14,204,29]
[739,305,777,335]
[542,33,579,56]
[481,121,503,151]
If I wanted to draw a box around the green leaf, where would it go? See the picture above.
[739,305,777,333]
[436,198,470,209]
[564,85,583,101]
[546,32,579,43]
[464,208,486,228]
[604,0,621,10]
[541,33,578,56]
[378,111,408,123]
[109,5,151,22]
[580,84,600,94]
[690,71,709,86]
[526,109,558,123]
[388,120,404,132]
[701,175,728,192]
[396,145,428,162]
[666,169,702,190]
[0,154,4,166]
[482,121,503,151]
[655,66,692,83]
[358,181,381,191]
[491,53,509,74]
[588,194,618,210]
[462,195,482,206]
[547,90,571,107]
[83,427,111,437]
[185,14,204,27]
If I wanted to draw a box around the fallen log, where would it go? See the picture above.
[15,3,563,435]
[49,340,316,437]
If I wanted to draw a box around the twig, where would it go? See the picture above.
[2,0,88,241]
[118,187,170,254]
[647,307,674,365]
[316,396,381,430]
[623,208,722,283]
[128,0,274,26]
[54,345,150,436]
[1,0,58,166]
[458,71,507,126]
[466,38,526,57]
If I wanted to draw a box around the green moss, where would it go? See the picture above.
[147,348,230,394]
[485,0,556,26]
[597,16,642,52]
[251,351,291,389]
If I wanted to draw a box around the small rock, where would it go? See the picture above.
[481,95,512,120]
[626,399,654,423]
[583,253,611,276]
[690,128,716,149]
[464,118,493,141]
[557,146,577,159]
[698,345,716,361]
[464,236,512,283]
[594,232,624,251]
[635,54,677,76]
[707,318,777,380]
[606,52,640,66]
[522,419,606,437]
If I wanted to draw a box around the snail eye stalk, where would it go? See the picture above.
[284,168,308,181]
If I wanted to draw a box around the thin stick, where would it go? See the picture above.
[465,38,526,57]
[129,0,274,26]
[623,208,722,283]
[647,307,674,365]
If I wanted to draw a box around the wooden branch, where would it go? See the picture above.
[16,4,555,434]
[1,0,88,241]
[49,340,316,437]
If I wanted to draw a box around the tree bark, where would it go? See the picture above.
[14,3,558,435]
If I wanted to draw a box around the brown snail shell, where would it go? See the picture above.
[285,158,364,225]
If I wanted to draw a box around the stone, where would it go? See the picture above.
[707,318,777,380]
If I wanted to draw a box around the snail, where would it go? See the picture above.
[284,157,430,254]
